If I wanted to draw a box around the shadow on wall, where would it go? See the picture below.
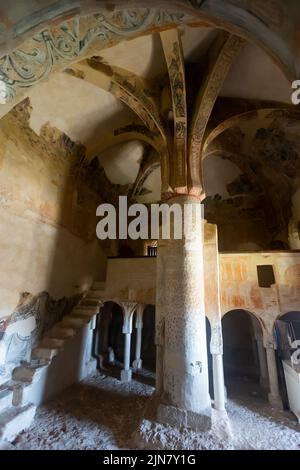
[0,98,107,386]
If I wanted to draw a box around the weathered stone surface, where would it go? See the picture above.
[0,404,36,443]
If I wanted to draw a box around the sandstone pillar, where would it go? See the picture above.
[132,304,145,369]
[155,238,167,396]
[156,196,211,430]
[265,342,283,408]
[120,302,136,382]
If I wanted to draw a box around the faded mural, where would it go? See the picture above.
[0,291,81,384]
[0,0,296,107]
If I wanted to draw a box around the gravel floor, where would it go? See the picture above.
[4,370,300,451]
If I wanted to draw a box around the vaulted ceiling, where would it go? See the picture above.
[0,2,299,245]
[15,25,293,204]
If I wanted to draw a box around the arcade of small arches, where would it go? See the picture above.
[91,280,300,416]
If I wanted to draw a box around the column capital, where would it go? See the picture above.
[120,301,137,334]
[120,301,137,314]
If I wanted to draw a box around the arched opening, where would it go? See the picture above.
[94,302,156,384]
[222,309,266,400]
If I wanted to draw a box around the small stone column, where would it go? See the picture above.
[132,304,145,369]
[251,319,268,389]
[265,341,282,408]
[120,302,136,382]
[210,324,226,411]
[256,337,269,389]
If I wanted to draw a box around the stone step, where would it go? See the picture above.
[60,316,86,329]
[73,305,97,314]
[0,386,13,409]
[48,325,76,339]
[0,404,36,442]
[39,337,65,349]
[12,362,48,383]
[80,299,101,307]
[91,281,106,291]
[72,310,95,321]
[85,290,104,300]
[31,347,60,362]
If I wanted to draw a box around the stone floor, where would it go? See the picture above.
[2,370,300,450]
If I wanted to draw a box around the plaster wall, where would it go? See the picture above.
[103,248,300,338]
[219,251,300,334]
[0,101,106,382]
[105,257,157,305]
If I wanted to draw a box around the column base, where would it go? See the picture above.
[260,377,269,390]
[121,369,132,382]
[157,402,212,432]
[134,396,234,450]
[132,359,142,369]
[211,408,232,441]
[108,347,115,364]
[84,358,98,377]
[268,393,283,409]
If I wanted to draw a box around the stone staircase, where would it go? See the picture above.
[0,281,105,443]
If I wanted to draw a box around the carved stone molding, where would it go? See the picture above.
[120,302,137,334]
[188,33,244,196]
[160,29,188,191]
[0,9,190,104]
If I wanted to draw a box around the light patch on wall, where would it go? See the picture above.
[28,73,135,145]
[100,33,166,80]
[221,42,291,104]
[98,140,144,185]
[181,26,217,63]
[203,155,242,198]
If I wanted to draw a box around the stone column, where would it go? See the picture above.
[157,196,211,431]
[265,341,283,408]
[251,319,268,389]
[210,324,226,411]
[155,238,168,396]
[120,302,136,382]
[256,337,269,389]
[132,304,145,370]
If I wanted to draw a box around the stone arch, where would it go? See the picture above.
[203,108,300,155]
[0,2,294,109]
[0,4,295,199]
[86,128,161,162]
[63,59,170,193]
